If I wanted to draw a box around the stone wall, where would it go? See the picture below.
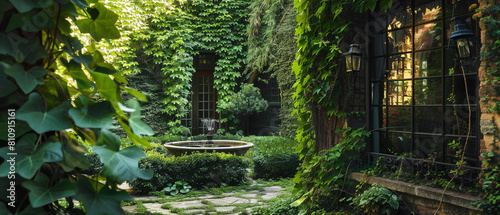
[478,0,500,159]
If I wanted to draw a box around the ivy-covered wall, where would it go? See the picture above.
[116,0,249,134]
[246,0,299,138]
[476,0,500,212]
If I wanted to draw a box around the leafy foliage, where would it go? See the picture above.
[291,0,391,213]
[246,0,298,138]
[219,83,269,116]
[163,181,192,196]
[472,3,500,213]
[0,0,153,214]
[349,184,405,215]
[115,0,249,132]
[292,128,370,212]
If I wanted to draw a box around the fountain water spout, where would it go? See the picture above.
[201,118,219,144]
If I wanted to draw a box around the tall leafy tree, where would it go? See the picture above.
[0,0,153,214]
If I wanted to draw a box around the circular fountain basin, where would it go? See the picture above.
[163,140,254,156]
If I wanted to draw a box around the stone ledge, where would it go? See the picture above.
[349,172,483,212]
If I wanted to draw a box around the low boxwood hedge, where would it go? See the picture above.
[131,151,250,195]
[252,153,300,180]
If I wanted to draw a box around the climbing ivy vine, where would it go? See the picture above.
[473,2,500,213]
[246,0,299,138]
[0,0,153,214]
[120,0,249,132]
[291,0,392,213]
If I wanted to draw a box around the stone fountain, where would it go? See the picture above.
[163,118,253,156]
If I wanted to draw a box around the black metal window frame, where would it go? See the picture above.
[368,0,481,169]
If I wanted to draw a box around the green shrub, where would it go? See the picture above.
[349,184,405,215]
[241,136,298,157]
[131,151,250,194]
[251,197,299,215]
[252,153,300,180]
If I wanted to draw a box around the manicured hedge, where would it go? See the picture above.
[252,153,300,180]
[131,151,250,195]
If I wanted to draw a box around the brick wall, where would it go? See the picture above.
[478,0,500,161]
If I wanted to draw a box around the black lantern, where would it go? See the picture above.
[343,44,361,72]
[449,17,474,61]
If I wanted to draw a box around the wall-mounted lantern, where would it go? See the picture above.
[449,17,474,65]
[343,44,362,72]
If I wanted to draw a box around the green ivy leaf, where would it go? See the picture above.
[6,10,55,32]
[0,68,17,98]
[74,177,132,215]
[75,3,120,41]
[0,202,11,215]
[17,93,72,134]
[22,173,77,208]
[90,72,119,104]
[69,96,115,129]
[0,133,63,179]
[96,129,121,151]
[70,0,88,10]
[121,86,147,101]
[126,99,154,136]
[4,65,47,94]
[8,0,52,13]
[92,145,153,183]
[58,132,90,172]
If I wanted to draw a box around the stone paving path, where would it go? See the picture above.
[122,183,286,215]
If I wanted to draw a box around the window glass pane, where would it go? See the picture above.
[415,0,442,23]
[388,1,412,30]
[444,137,479,166]
[415,135,443,159]
[389,54,412,79]
[387,107,412,131]
[387,81,412,105]
[445,0,474,17]
[415,21,443,50]
[444,76,478,104]
[444,107,478,136]
[388,28,413,54]
[415,50,442,77]
[415,107,443,133]
[415,78,442,105]
[387,133,412,154]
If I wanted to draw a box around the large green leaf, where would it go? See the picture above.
[8,0,52,13]
[58,132,90,172]
[75,3,120,41]
[89,51,117,74]
[6,10,55,32]
[0,202,11,215]
[121,86,147,101]
[22,173,77,208]
[0,33,48,63]
[0,133,63,179]
[17,93,72,134]
[74,177,132,215]
[90,72,119,103]
[126,99,154,136]
[96,129,121,151]
[92,146,153,183]
[69,96,114,129]
[0,66,17,98]
[4,65,47,94]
